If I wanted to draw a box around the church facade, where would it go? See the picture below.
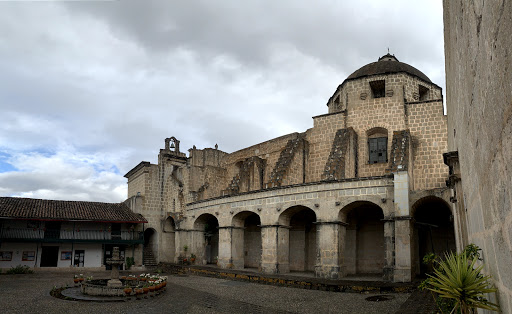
[125,54,459,282]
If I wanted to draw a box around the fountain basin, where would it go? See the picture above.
[81,279,141,297]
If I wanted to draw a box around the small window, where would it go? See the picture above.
[334,94,340,107]
[370,80,386,98]
[368,137,387,164]
[111,223,121,239]
[419,85,429,101]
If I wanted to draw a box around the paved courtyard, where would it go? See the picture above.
[0,271,416,313]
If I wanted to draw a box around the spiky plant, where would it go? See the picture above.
[426,251,499,313]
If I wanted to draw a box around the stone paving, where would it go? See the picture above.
[0,271,420,313]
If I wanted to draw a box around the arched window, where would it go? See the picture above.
[367,128,388,164]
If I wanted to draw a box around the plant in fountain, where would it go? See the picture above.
[419,244,500,313]
[125,257,134,270]
[74,274,85,283]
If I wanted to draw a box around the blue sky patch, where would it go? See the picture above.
[0,152,16,173]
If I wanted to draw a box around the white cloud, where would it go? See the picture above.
[0,150,126,202]
[0,0,445,202]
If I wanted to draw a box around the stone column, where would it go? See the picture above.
[260,225,278,273]
[230,227,245,269]
[190,230,205,264]
[260,225,291,274]
[315,221,341,279]
[217,227,232,268]
[338,223,347,277]
[393,171,412,282]
[277,226,290,273]
[394,217,413,282]
[383,219,395,281]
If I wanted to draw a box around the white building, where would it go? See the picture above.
[0,197,146,270]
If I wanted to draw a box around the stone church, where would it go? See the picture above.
[125,53,459,282]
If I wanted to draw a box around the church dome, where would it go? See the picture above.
[346,53,431,83]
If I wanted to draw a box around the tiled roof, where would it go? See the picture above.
[0,197,147,223]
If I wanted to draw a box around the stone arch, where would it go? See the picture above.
[194,213,219,264]
[338,197,390,221]
[339,201,386,276]
[160,217,176,263]
[278,205,317,273]
[411,196,456,276]
[143,227,158,265]
[367,126,389,137]
[231,211,262,269]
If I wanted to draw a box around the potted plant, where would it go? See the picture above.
[123,285,132,296]
[135,286,143,300]
[139,273,148,281]
[190,253,196,263]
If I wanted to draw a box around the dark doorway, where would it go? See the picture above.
[74,250,85,267]
[204,216,219,264]
[194,214,219,264]
[340,201,386,276]
[289,208,317,272]
[40,246,59,267]
[413,197,456,276]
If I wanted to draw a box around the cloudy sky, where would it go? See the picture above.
[0,0,445,203]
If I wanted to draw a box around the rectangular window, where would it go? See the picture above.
[419,85,429,101]
[370,80,386,98]
[369,137,387,163]
[22,251,35,261]
[111,223,121,239]
[0,251,13,261]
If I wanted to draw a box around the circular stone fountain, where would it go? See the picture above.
[54,247,167,301]
[80,247,127,296]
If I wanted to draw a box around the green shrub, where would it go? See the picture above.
[421,245,499,313]
[6,265,34,274]
[125,257,134,270]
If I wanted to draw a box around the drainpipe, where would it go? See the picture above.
[71,222,75,267]
[34,242,39,268]
[142,223,145,266]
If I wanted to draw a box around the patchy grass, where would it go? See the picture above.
[6,265,34,274]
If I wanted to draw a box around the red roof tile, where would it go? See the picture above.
[0,197,147,223]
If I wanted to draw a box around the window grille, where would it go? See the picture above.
[369,137,387,163]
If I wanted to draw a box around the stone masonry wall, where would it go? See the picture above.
[127,169,147,198]
[221,133,298,191]
[343,75,408,178]
[407,101,448,191]
[444,0,512,311]
[307,112,345,182]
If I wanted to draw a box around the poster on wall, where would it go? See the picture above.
[61,251,72,260]
[0,251,13,261]
[22,251,35,261]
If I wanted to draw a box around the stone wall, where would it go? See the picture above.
[407,100,448,190]
[444,0,512,311]
[307,112,346,182]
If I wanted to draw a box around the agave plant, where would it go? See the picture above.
[426,251,499,313]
